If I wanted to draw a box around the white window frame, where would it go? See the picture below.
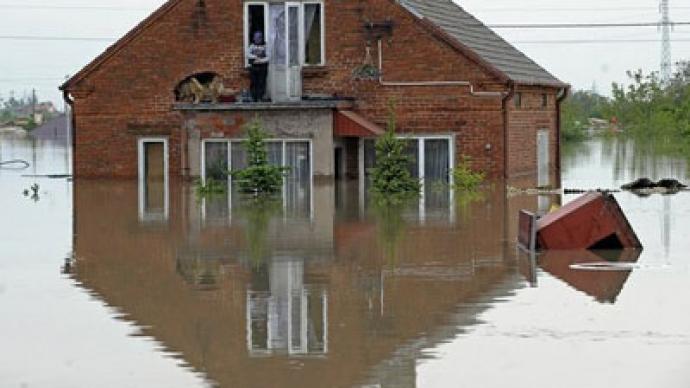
[137,137,169,222]
[244,1,270,68]
[243,1,325,67]
[301,1,325,66]
[358,135,456,224]
[200,138,314,221]
[201,138,231,185]
[358,135,455,184]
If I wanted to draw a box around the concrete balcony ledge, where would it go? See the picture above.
[174,99,354,112]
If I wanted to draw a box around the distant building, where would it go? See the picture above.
[30,114,68,143]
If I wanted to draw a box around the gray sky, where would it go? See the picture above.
[1,0,689,107]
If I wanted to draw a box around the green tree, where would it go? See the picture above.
[369,101,421,195]
[231,119,288,194]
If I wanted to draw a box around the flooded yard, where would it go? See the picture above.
[1,135,689,388]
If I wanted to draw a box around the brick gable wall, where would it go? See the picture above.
[67,0,561,182]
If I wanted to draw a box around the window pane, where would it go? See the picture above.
[288,6,300,66]
[424,139,450,183]
[248,5,266,44]
[304,4,322,65]
[204,142,229,181]
[266,142,283,166]
[405,139,419,178]
[285,142,311,218]
[231,142,248,172]
[270,4,286,65]
[363,139,376,176]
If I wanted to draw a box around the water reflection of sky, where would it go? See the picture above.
[1,135,689,388]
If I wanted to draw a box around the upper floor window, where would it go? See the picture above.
[244,1,325,67]
[542,93,548,108]
[514,92,522,109]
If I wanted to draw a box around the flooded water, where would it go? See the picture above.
[1,135,689,388]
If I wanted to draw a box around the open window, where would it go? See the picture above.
[244,1,325,67]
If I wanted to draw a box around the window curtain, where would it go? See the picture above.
[288,6,300,66]
[424,139,450,183]
[270,4,286,65]
[303,4,320,64]
[266,142,283,167]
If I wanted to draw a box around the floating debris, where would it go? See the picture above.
[519,192,642,251]
[621,178,687,195]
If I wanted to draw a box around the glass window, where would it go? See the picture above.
[515,92,523,109]
[204,141,229,181]
[270,4,287,65]
[231,142,248,173]
[424,139,450,183]
[405,139,420,178]
[304,4,322,65]
[288,5,300,66]
[266,141,283,166]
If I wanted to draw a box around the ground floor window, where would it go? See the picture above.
[137,137,169,222]
[200,139,313,223]
[361,135,454,184]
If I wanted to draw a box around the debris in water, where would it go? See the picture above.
[621,178,687,195]
[518,192,642,251]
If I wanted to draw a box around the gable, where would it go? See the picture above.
[399,0,565,87]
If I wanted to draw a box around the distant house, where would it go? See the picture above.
[60,0,567,187]
[30,114,69,142]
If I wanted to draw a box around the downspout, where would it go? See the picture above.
[501,81,516,181]
[377,39,507,98]
[63,90,75,177]
[555,86,569,188]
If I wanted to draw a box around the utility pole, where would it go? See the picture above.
[659,0,672,83]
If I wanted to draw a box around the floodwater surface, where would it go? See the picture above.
[1,135,689,388]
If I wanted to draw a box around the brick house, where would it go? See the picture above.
[60,0,567,188]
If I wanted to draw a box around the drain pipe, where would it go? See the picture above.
[63,90,76,177]
[502,81,516,180]
[555,86,569,187]
[377,39,507,98]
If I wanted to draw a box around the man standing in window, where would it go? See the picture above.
[248,31,269,102]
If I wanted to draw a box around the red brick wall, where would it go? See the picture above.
[506,87,560,187]
[68,0,559,180]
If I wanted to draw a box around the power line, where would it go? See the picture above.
[0,4,151,11]
[0,35,116,42]
[470,6,690,12]
[513,38,690,44]
[488,21,690,29]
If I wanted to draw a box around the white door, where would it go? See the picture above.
[269,2,302,102]
[537,130,550,187]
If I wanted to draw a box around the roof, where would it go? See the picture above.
[399,0,566,87]
[30,114,69,142]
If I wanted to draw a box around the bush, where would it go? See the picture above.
[452,156,485,191]
[369,101,421,195]
[195,178,226,197]
[231,119,288,194]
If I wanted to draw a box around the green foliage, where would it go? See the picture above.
[369,101,421,195]
[231,119,288,194]
[605,61,690,156]
[239,196,282,266]
[370,193,415,267]
[195,178,226,197]
[561,90,609,142]
[452,156,485,191]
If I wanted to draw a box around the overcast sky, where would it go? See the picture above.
[0,0,689,107]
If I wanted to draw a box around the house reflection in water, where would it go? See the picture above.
[247,258,328,357]
[70,180,639,387]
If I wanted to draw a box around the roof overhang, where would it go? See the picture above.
[334,110,385,138]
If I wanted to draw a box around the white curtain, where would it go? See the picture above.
[424,139,450,183]
[270,4,286,65]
